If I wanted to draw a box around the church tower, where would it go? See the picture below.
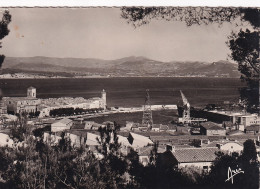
[101,89,106,110]
[27,86,36,98]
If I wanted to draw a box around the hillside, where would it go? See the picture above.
[1,56,240,78]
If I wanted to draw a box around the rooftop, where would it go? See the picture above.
[200,122,225,130]
[172,147,218,163]
[54,118,73,125]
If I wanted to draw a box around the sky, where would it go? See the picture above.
[0,8,242,62]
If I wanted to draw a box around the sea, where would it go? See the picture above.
[0,77,245,108]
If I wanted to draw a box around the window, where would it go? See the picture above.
[203,166,209,172]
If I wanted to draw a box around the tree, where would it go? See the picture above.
[121,7,260,111]
[239,139,259,189]
[96,122,128,189]
[9,112,30,142]
[0,10,11,68]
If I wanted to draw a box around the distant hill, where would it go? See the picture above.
[1,56,240,78]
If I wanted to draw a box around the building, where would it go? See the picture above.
[238,114,260,127]
[170,147,218,171]
[51,118,73,132]
[245,125,260,134]
[222,121,236,131]
[128,132,153,149]
[4,87,41,114]
[66,132,85,147]
[200,122,226,136]
[205,141,243,154]
[84,121,95,130]
[85,132,100,146]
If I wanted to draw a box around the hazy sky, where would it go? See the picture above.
[1,8,240,62]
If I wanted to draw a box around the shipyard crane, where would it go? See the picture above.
[179,90,191,123]
[178,90,207,125]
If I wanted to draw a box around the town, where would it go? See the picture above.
[0,86,260,173]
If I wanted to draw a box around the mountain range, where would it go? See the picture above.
[1,56,240,78]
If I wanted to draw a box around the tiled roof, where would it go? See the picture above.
[172,147,218,163]
[227,130,245,136]
[245,125,260,131]
[200,122,225,130]
[54,118,72,125]
[138,146,165,156]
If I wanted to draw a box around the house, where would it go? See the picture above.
[138,146,165,166]
[92,123,102,130]
[222,121,236,131]
[51,118,73,132]
[84,121,95,130]
[245,125,260,134]
[66,132,85,147]
[200,122,226,136]
[138,146,154,166]
[118,135,131,155]
[238,114,260,127]
[170,147,218,171]
[128,132,153,149]
[205,141,243,154]
[85,132,100,146]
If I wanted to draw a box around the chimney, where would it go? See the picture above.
[166,144,175,152]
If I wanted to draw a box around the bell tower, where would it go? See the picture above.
[27,86,36,98]
[101,89,106,109]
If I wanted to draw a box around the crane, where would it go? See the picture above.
[180,90,191,124]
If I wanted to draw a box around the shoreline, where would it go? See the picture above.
[0,76,240,79]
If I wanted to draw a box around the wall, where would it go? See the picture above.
[178,161,212,170]
[206,129,226,136]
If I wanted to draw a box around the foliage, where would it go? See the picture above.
[0,10,11,68]
[29,111,40,118]
[50,107,104,117]
[190,139,201,147]
[96,122,129,189]
[204,139,259,189]
[1,115,259,188]
[228,29,259,111]
[121,7,241,28]
[9,113,30,142]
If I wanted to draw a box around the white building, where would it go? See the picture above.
[4,87,41,114]
[51,118,73,132]
[129,132,153,149]
[238,114,260,127]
